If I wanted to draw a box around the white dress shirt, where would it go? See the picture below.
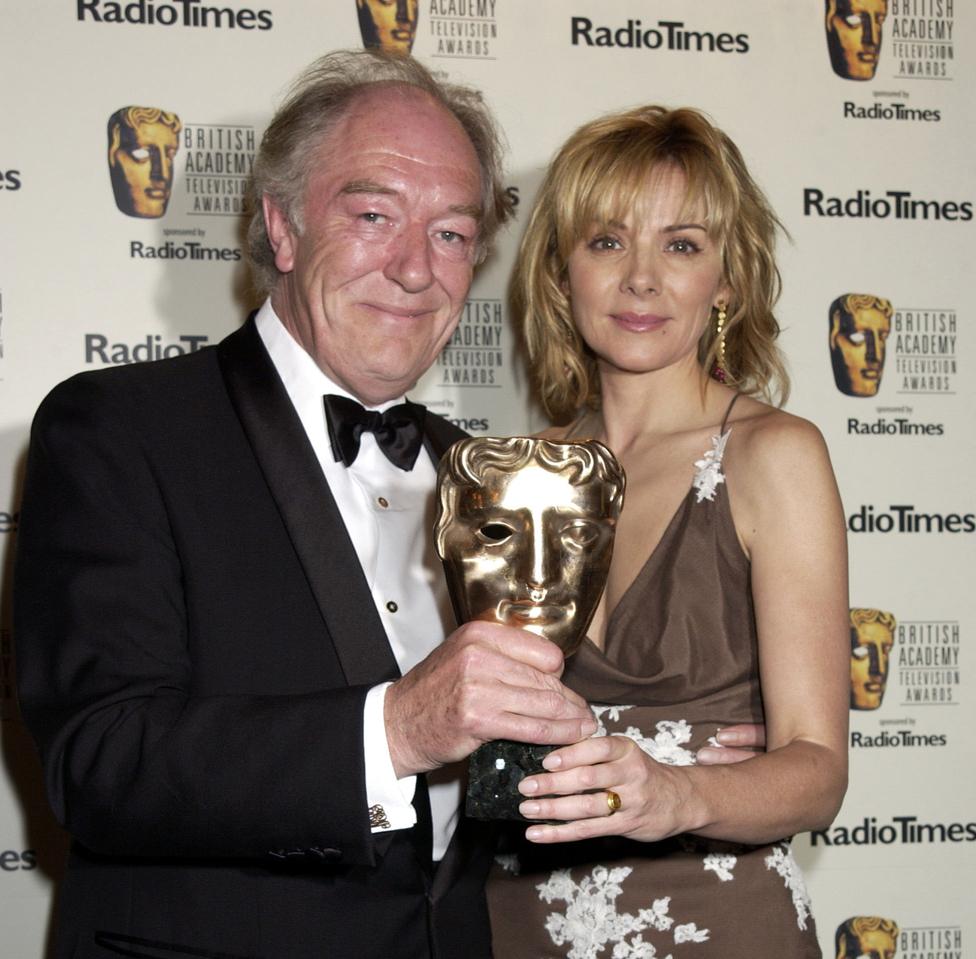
[255,301,463,860]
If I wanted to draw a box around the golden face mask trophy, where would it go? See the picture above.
[434,436,625,820]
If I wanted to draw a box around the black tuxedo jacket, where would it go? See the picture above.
[14,318,493,959]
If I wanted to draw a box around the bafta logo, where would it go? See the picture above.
[108,106,182,219]
[835,915,899,958]
[849,608,895,711]
[356,0,418,55]
[829,293,893,397]
[825,0,889,81]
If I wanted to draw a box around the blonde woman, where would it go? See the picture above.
[488,106,849,957]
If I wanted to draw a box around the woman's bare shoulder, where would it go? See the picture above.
[726,398,830,471]
[723,398,838,523]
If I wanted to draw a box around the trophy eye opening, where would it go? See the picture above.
[561,519,602,550]
[851,645,869,660]
[478,522,515,544]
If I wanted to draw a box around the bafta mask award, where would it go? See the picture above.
[434,436,625,820]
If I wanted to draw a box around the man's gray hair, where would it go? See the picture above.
[246,49,512,294]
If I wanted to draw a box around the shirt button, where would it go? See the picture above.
[377,496,389,509]
[386,601,398,613]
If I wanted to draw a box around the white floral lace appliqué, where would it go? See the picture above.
[537,865,679,959]
[590,707,699,768]
[764,843,812,930]
[692,428,731,503]
[702,853,737,882]
[674,923,709,944]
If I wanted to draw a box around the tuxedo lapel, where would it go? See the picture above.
[216,318,400,687]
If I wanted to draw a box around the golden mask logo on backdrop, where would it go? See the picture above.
[849,609,959,746]
[835,916,899,959]
[834,916,963,958]
[830,293,892,397]
[849,608,895,710]
[105,109,254,261]
[825,0,888,81]
[357,0,418,54]
[824,0,954,82]
[837,299,958,434]
[108,106,182,219]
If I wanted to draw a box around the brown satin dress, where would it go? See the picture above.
[487,404,822,958]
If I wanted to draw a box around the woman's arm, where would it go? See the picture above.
[515,413,850,845]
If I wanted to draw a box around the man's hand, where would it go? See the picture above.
[695,723,766,765]
[384,621,597,778]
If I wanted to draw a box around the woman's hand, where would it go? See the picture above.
[516,735,697,844]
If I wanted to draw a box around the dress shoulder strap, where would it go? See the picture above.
[692,394,739,503]
[719,393,741,434]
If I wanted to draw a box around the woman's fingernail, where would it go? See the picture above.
[543,753,562,770]
[520,801,541,817]
[526,827,544,841]
[519,777,539,794]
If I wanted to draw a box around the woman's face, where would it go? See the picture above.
[565,166,728,381]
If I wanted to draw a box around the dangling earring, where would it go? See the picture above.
[710,303,727,383]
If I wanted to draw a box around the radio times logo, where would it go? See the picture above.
[570,16,748,55]
[77,0,273,30]
[106,105,253,260]
[847,505,973,534]
[810,814,975,847]
[435,299,505,389]
[85,332,210,366]
[835,917,963,959]
[804,190,971,222]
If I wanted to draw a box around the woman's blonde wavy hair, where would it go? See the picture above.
[515,105,789,423]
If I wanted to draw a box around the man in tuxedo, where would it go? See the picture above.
[14,51,596,959]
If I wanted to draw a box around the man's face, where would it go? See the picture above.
[265,86,482,406]
[850,617,894,710]
[831,302,891,396]
[852,928,898,959]
[826,0,888,80]
[437,460,616,655]
[109,117,180,218]
[357,0,419,55]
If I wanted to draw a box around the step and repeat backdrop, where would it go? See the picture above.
[1,2,972,956]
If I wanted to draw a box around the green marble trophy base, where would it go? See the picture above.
[465,739,555,821]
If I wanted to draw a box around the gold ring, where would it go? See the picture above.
[606,790,622,814]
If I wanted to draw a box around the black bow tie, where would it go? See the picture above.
[323,394,427,471]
